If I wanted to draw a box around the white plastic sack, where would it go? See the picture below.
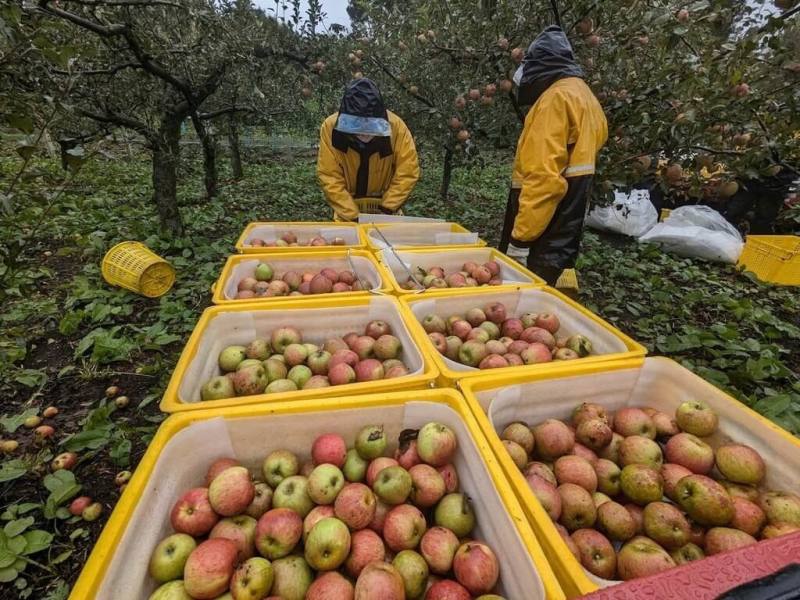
[585,189,658,238]
[638,205,744,263]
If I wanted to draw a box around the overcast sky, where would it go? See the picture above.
[254,0,352,29]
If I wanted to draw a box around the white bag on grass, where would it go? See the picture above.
[638,205,744,263]
[585,189,658,238]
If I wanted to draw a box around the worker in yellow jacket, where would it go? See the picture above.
[499,26,608,286]
[317,78,420,221]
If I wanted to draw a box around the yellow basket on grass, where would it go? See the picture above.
[737,235,800,285]
[101,241,175,298]
[554,268,579,294]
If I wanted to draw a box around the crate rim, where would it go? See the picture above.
[235,221,367,254]
[70,388,565,600]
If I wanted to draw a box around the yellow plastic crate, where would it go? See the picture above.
[235,221,366,254]
[363,221,487,251]
[459,357,800,598]
[161,295,438,413]
[737,235,800,286]
[554,268,578,294]
[211,249,394,305]
[377,246,545,295]
[659,207,672,222]
[101,241,175,298]
[70,389,565,600]
[399,286,646,385]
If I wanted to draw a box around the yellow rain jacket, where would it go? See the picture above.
[511,76,608,244]
[317,110,420,221]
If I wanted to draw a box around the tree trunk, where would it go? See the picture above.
[191,113,218,199]
[440,146,454,200]
[228,116,243,179]
[151,116,183,236]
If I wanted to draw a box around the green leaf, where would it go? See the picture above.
[0,566,18,583]
[51,550,72,565]
[21,530,52,555]
[0,461,27,483]
[110,437,132,467]
[3,518,34,538]
[6,114,34,134]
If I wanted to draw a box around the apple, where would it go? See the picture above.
[661,463,693,501]
[651,411,680,438]
[619,435,663,470]
[526,473,562,520]
[525,461,557,486]
[392,549,429,599]
[596,501,637,541]
[329,349,359,369]
[458,340,488,367]
[344,448,369,482]
[201,376,236,401]
[478,320,501,340]
[594,458,621,496]
[416,422,457,467]
[345,528,385,578]
[270,327,302,354]
[263,358,288,383]
[183,538,238,599]
[82,502,102,521]
[334,483,376,529]
[208,467,255,517]
[148,580,193,599]
[675,400,718,437]
[576,419,613,451]
[762,522,800,539]
[625,503,645,535]
[759,491,800,526]
[270,555,313,600]
[483,302,506,324]
[565,334,592,357]
[520,342,553,364]
[465,307,486,326]
[664,433,714,474]
[420,525,460,574]
[572,403,609,426]
[230,559,274,600]
[273,475,314,518]
[373,465,413,505]
[532,419,575,460]
[520,327,556,348]
[534,313,560,334]
[286,365,312,389]
[643,501,690,550]
[614,408,656,439]
[408,464,446,508]
[675,474,734,526]
[170,488,219,537]
[598,432,624,464]
[422,314,447,335]
[503,439,527,468]
[354,561,405,600]
[352,336,376,360]
[571,529,616,579]
[616,536,676,581]
[558,483,597,531]
[69,496,92,517]
[671,542,706,565]
[720,480,760,502]
[205,458,241,487]
[731,497,766,536]
[502,422,535,454]
[210,515,257,561]
[51,451,78,471]
[355,359,385,382]
[233,364,268,396]
[219,345,247,372]
[453,542,499,595]
[328,362,356,386]
[715,444,766,485]
[304,517,351,571]
[369,499,390,535]
[365,319,391,339]
[374,335,402,360]
[323,338,348,354]
[312,433,347,467]
[306,570,354,600]
[437,464,459,493]
[704,527,757,555]
[262,449,299,488]
[308,464,345,505]
[554,455,597,492]
[620,464,664,506]
[149,533,197,583]
[255,507,303,560]
[384,503,427,551]
[426,580,471,599]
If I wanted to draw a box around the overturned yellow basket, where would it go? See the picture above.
[101,241,175,298]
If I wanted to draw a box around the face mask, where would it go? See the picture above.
[513,64,524,86]
[355,134,375,143]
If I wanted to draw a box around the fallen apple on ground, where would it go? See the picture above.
[422,301,594,368]
[499,400,800,582]
[147,422,507,598]
[200,322,412,401]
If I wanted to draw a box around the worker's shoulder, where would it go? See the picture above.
[546,77,594,101]
[321,113,338,130]
[387,110,410,130]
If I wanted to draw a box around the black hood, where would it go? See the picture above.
[332,78,392,157]
[516,26,584,106]
[338,78,388,119]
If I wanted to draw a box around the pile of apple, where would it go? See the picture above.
[148,423,506,599]
[421,301,592,369]
[234,261,370,300]
[201,321,411,400]
[246,231,347,248]
[501,400,800,582]
[399,260,504,290]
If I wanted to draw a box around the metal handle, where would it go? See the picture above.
[372,225,425,293]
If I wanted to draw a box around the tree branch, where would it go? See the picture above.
[368,55,436,109]
[62,0,182,6]
[51,62,142,76]
[198,106,254,120]
[78,108,153,138]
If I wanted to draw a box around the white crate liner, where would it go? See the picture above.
[366,223,480,249]
[244,224,360,245]
[408,288,629,373]
[379,247,536,288]
[96,401,547,599]
[222,256,383,300]
[179,297,424,402]
[474,357,800,587]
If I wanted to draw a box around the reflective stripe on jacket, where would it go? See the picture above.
[511,77,607,248]
[317,111,420,221]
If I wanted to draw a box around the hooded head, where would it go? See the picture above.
[514,26,584,106]
[333,78,393,155]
